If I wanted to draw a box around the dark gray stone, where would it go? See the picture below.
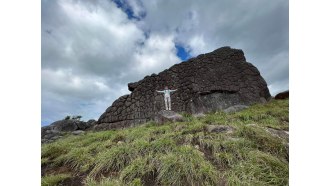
[223,105,249,113]
[154,110,184,124]
[97,46,271,129]
[76,121,89,130]
[87,119,96,125]
[50,136,61,140]
[275,90,289,100]
[41,126,53,138]
[193,113,206,118]
[50,120,78,132]
[265,127,289,140]
[43,133,57,139]
[77,119,96,130]
[72,130,85,135]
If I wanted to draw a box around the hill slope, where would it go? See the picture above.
[41,99,289,186]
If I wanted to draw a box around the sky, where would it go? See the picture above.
[41,0,288,125]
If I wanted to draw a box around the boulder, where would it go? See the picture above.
[223,105,249,113]
[154,110,184,124]
[43,133,57,139]
[265,127,289,140]
[41,118,96,143]
[97,46,271,129]
[87,119,96,125]
[76,122,88,130]
[275,90,289,100]
[204,125,235,133]
[41,128,62,144]
[41,126,53,138]
[77,119,96,130]
[193,113,206,118]
[50,119,78,132]
[50,136,61,140]
[72,130,85,135]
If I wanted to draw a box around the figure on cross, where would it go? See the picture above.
[156,86,177,110]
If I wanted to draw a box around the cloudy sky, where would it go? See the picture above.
[41,0,288,125]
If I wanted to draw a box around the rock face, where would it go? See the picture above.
[97,46,271,129]
[275,90,289,100]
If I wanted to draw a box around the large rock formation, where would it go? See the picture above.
[96,47,271,130]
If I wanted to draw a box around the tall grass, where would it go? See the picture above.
[42,99,289,185]
[41,173,71,186]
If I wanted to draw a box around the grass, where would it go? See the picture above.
[157,145,219,185]
[41,173,71,186]
[42,99,289,185]
[224,150,288,185]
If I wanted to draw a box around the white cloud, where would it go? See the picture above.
[42,0,288,125]
[126,0,146,18]
[42,68,111,99]
[133,34,180,75]
[188,35,208,56]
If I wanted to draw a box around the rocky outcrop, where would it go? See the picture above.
[97,46,271,129]
[275,90,289,99]
[41,119,96,143]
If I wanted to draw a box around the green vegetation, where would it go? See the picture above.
[42,99,288,185]
[41,173,71,186]
[64,115,82,120]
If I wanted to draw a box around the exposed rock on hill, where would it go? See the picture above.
[275,90,289,99]
[41,119,96,143]
[96,46,271,130]
[223,105,249,113]
[154,110,184,124]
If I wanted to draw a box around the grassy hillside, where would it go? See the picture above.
[41,99,289,186]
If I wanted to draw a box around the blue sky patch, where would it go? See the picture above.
[175,44,190,61]
[42,120,51,126]
[112,0,145,21]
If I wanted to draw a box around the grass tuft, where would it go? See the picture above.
[89,144,137,177]
[84,176,122,186]
[120,155,157,185]
[41,173,71,186]
[157,145,219,185]
[225,150,289,185]
[237,125,287,158]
